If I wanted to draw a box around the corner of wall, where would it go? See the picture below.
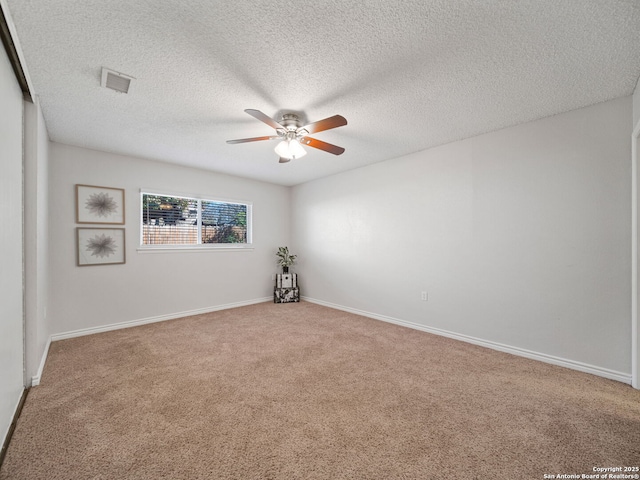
[23,95,51,384]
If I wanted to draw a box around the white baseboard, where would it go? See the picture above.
[303,296,632,385]
[32,298,270,387]
[30,336,51,387]
[23,297,273,387]
[37,296,631,387]
[49,297,271,343]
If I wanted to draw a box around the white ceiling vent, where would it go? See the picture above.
[101,67,133,94]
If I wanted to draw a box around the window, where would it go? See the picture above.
[141,192,251,247]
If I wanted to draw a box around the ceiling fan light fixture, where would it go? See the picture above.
[274,138,307,160]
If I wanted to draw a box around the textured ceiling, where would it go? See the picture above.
[5,0,640,186]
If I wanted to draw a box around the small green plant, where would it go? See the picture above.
[276,246,297,271]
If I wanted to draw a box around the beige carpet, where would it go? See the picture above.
[1,301,639,479]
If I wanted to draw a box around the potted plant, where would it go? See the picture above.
[276,246,297,273]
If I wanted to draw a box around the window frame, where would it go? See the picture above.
[138,190,253,252]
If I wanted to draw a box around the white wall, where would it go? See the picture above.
[292,96,632,379]
[24,96,50,384]
[633,79,640,127]
[0,36,25,445]
[48,143,290,335]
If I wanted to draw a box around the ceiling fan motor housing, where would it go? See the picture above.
[280,113,301,129]
[278,114,308,140]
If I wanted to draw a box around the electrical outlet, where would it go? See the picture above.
[421,291,428,301]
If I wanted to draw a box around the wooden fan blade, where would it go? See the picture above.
[300,136,345,155]
[244,109,284,130]
[300,115,347,135]
[226,135,279,144]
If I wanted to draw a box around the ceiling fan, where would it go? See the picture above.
[226,109,347,163]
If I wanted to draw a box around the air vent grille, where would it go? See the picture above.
[101,68,133,94]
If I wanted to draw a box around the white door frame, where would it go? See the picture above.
[632,120,640,389]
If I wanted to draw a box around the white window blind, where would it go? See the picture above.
[141,193,250,246]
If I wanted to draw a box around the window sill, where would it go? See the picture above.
[137,245,254,254]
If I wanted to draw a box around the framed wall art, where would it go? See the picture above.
[77,228,126,266]
[76,184,125,224]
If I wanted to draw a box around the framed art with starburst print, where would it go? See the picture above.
[77,228,126,266]
[76,184,125,224]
